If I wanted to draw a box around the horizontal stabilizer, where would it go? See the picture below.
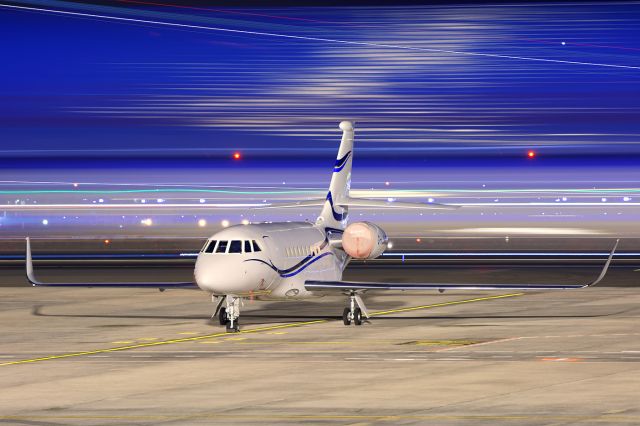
[257,197,457,210]
[255,200,325,209]
[306,239,618,293]
[340,197,457,210]
[25,238,197,289]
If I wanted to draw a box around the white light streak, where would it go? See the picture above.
[0,204,264,210]
[443,227,603,235]
[2,4,639,70]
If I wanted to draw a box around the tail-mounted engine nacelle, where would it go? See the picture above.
[342,221,388,259]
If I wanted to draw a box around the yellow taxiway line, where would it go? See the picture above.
[0,292,524,367]
[370,293,524,316]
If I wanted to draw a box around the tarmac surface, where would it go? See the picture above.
[1,267,640,425]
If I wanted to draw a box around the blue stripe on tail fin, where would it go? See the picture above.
[317,121,354,229]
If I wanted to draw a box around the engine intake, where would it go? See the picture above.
[342,222,388,259]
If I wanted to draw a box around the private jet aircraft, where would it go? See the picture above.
[25,121,618,332]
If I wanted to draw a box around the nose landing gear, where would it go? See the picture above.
[212,295,242,332]
[342,292,367,326]
[224,295,242,332]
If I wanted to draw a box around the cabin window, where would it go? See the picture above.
[216,241,228,253]
[244,240,252,253]
[229,240,242,253]
[205,240,217,253]
[252,240,261,252]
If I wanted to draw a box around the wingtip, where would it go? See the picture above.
[586,239,619,288]
[25,237,38,286]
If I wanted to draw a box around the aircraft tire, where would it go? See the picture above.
[353,308,362,326]
[226,321,239,333]
[342,307,351,326]
[219,307,228,325]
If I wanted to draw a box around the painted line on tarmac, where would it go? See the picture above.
[0,414,638,422]
[0,321,325,367]
[0,293,524,367]
[370,293,524,316]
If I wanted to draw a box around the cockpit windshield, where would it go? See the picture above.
[216,241,228,253]
[204,240,217,253]
[229,240,242,253]
[203,240,262,255]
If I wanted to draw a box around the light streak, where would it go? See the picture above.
[0,188,312,195]
[0,204,265,210]
[381,252,633,257]
[1,3,640,70]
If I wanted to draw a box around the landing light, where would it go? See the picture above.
[233,152,241,160]
[527,150,536,159]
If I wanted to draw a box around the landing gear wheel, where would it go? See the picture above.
[353,308,363,326]
[218,307,228,326]
[226,320,240,333]
[342,307,351,326]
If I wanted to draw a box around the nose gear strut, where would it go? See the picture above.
[211,294,242,332]
[223,295,242,332]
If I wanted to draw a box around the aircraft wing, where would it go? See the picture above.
[306,240,618,293]
[25,238,198,289]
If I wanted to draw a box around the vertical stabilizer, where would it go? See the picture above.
[317,121,354,229]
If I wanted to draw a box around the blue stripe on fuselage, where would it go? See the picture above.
[245,252,334,278]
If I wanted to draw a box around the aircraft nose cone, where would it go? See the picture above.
[194,256,253,294]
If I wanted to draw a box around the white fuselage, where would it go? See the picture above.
[194,223,349,300]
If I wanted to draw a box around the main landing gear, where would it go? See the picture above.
[342,292,367,326]
[213,295,242,332]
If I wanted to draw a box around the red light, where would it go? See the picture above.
[527,150,536,158]
[416,238,421,243]
[233,152,241,160]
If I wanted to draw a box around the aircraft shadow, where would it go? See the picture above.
[31,305,629,323]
